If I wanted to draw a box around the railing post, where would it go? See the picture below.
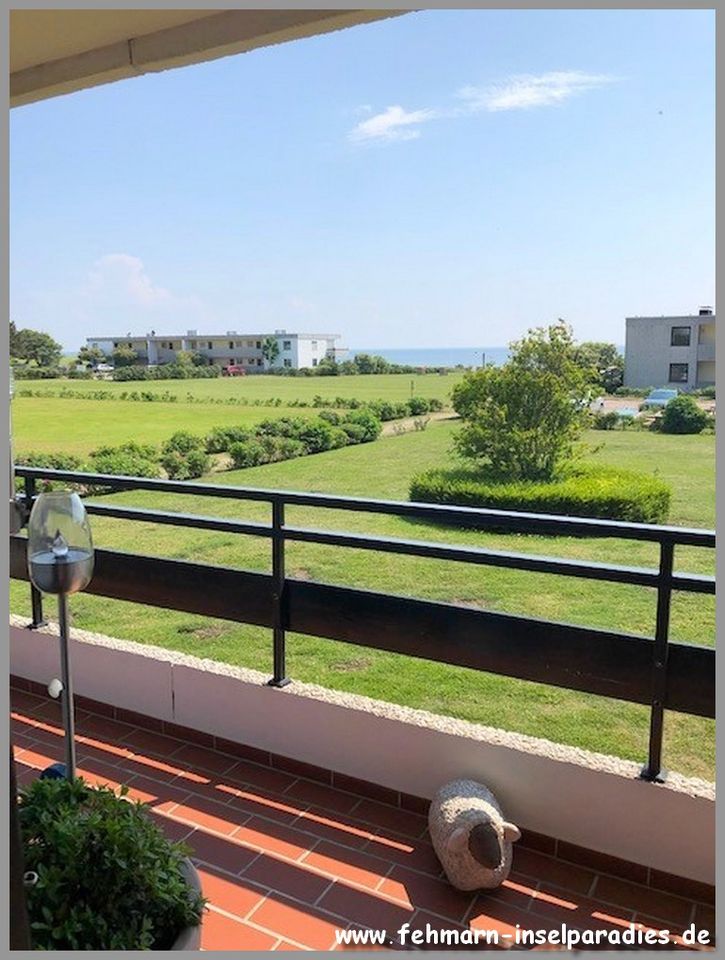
[268,499,290,688]
[24,476,46,629]
[641,540,674,782]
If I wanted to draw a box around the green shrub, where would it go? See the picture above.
[660,395,709,435]
[341,409,382,442]
[258,436,307,462]
[89,442,160,478]
[229,439,266,468]
[592,411,620,430]
[408,396,431,415]
[428,398,444,412]
[14,451,85,492]
[160,448,210,480]
[19,777,205,950]
[340,422,368,443]
[409,464,671,524]
[297,420,338,453]
[317,409,342,425]
[12,366,64,380]
[162,431,206,455]
[205,425,253,453]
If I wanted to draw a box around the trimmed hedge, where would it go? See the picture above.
[409,464,671,524]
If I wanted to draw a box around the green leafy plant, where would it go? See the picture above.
[660,395,709,435]
[89,441,160,478]
[410,464,671,524]
[19,777,205,950]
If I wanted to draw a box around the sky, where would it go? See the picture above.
[10,8,715,352]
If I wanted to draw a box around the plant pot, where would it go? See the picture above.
[171,858,203,950]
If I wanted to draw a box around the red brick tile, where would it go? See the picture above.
[594,875,693,926]
[197,866,266,919]
[235,818,317,862]
[125,774,193,808]
[293,809,374,850]
[528,888,635,934]
[318,882,413,933]
[557,840,648,885]
[303,841,393,890]
[515,847,595,895]
[649,869,715,907]
[518,829,557,856]
[468,897,536,945]
[407,911,490,951]
[9,689,46,713]
[75,712,136,743]
[16,765,39,787]
[332,773,399,807]
[201,908,277,950]
[220,784,305,825]
[349,799,427,840]
[162,721,214,748]
[9,675,30,692]
[224,759,299,795]
[146,810,195,844]
[120,726,184,757]
[399,792,429,816]
[485,874,537,912]
[244,855,332,904]
[171,742,238,777]
[250,895,343,950]
[378,865,476,923]
[364,832,442,877]
[170,799,244,837]
[74,695,116,718]
[19,743,65,768]
[273,939,305,950]
[188,829,259,875]
[632,914,692,947]
[76,759,126,791]
[285,779,362,815]
[214,736,272,767]
[271,754,333,785]
[115,707,163,731]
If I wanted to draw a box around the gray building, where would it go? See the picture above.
[624,307,715,391]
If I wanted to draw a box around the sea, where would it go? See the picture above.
[347,347,510,369]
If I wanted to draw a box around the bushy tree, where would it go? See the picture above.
[10,326,63,367]
[112,345,139,368]
[262,337,280,368]
[573,341,624,393]
[78,346,106,368]
[451,321,590,481]
[660,395,709,435]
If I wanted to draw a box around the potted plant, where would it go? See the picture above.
[18,777,206,950]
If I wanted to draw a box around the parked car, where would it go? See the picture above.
[222,364,246,377]
[640,388,678,410]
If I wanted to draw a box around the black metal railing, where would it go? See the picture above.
[11,466,715,782]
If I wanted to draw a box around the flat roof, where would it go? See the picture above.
[86,332,342,341]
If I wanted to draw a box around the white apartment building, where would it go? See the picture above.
[86,330,346,371]
[624,307,715,391]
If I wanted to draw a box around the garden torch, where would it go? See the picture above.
[27,492,94,780]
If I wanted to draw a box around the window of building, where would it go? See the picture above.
[113,342,119,348]
[283,358,292,368]
[189,340,197,349]
[669,363,689,383]
[256,341,262,349]
[247,340,254,347]
[311,340,317,349]
[671,326,691,346]
[207,341,213,350]
[283,340,291,351]
[229,341,234,349]
[257,358,263,366]
[312,358,318,367]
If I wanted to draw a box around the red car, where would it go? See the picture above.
[222,364,246,376]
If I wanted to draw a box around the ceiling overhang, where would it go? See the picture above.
[10,8,407,107]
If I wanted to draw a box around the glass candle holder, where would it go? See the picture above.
[27,492,94,595]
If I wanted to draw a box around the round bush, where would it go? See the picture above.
[229,439,266,468]
[19,777,205,950]
[205,426,252,453]
[409,465,671,524]
[660,395,709,434]
[592,411,620,431]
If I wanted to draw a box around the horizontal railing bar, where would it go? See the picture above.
[11,537,712,718]
[15,466,716,547]
[50,503,715,594]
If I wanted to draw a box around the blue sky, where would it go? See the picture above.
[10,8,715,351]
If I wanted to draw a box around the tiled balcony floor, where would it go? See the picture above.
[11,686,714,952]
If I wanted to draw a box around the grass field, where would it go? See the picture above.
[17,371,462,403]
[10,407,715,780]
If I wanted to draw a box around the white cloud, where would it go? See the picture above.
[84,254,175,307]
[348,105,438,143]
[458,71,615,113]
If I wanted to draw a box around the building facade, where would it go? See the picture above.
[624,307,715,391]
[86,330,346,371]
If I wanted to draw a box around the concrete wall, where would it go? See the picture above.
[9,619,715,884]
[624,314,716,390]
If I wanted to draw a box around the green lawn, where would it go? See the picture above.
[10,418,715,780]
[17,371,462,404]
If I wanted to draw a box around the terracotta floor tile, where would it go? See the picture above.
[303,841,393,890]
[220,783,306,825]
[171,742,239,777]
[378,865,476,923]
[363,832,443,878]
[594,875,694,927]
[285,779,363,816]
[243,854,333,904]
[349,798,427,839]
[188,828,260,875]
[197,866,267,919]
[250,895,343,950]
[407,911,497,952]
[120,726,185,757]
[468,897,538,948]
[318,880,413,934]
[74,713,136,743]
[235,817,318,861]
[170,799,244,837]
[692,904,715,936]
[273,939,306,950]
[146,810,195,843]
[124,774,193,807]
[16,744,64,769]
[225,758,299,795]
[201,908,278,950]
[293,810,374,850]
[515,847,596,896]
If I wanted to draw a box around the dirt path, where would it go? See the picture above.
[381,411,458,436]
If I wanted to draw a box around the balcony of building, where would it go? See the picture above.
[9,466,716,951]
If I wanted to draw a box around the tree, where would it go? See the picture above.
[660,395,709,435]
[573,341,624,393]
[78,346,106,369]
[261,337,280,369]
[11,326,62,367]
[451,321,590,481]
[111,345,138,368]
